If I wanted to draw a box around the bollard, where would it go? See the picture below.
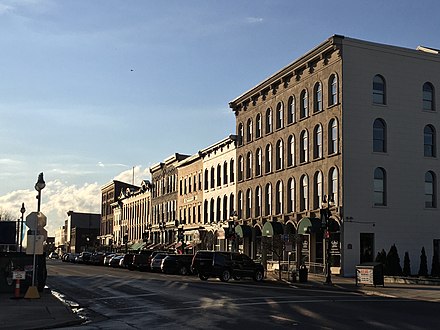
[14,279,21,298]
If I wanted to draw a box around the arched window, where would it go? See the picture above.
[425,171,436,208]
[230,159,235,183]
[246,188,252,218]
[217,164,222,187]
[287,135,295,167]
[314,124,323,159]
[246,152,252,179]
[265,183,272,216]
[246,118,253,142]
[256,148,262,176]
[238,156,244,181]
[276,102,283,129]
[314,171,323,209]
[223,161,228,184]
[210,198,215,222]
[204,169,209,190]
[223,195,228,221]
[216,197,221,222]
[275,180,283,215]
[373,119,387,153]
[314,82,322,113]
[256,113,262,138]
[238,123,244,146]
[300,130,308,163]
[266,108,273,134]
[287,96,295,124]
[373,167,386,206]
[237,191,243,219]
[255,186,262,217]
[204,200,208,224]
[287,178,295,213]
[210,167,215,188]
[330,167,339,205]
[373,74,386,105]
[265,144,272,173]
[300,175,308,211]
[276,139,283,170]
[423,82,435,111]
[329,119,338,154]
[329,74,338,106]
[424,125,436,157]
[300,89,308,118]
[229,193,235,217]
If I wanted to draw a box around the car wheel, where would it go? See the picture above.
[254,269,264,282]
[179,266,188,276]
[199,273,209,281]
[220,269,231,282]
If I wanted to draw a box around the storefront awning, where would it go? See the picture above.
[262,221,284,237]
[129,242,143,251]
[235,224,252,238]
[297,217,322,234]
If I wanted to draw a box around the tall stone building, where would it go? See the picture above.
[229,35,440,276]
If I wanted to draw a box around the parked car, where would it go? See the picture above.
[191,251,264,282]
[89,252,106,265]
[150,253,171,272]
[109,255,124,267]
[68,253,80,263]
[48,252,59,259]
[103,253,116,266]
[161,254,194,275]
[132,250,154,271]
[61,253,70,262]
[121,253,135,270]
[75,252,92,264]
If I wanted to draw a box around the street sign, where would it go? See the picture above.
[26,235,45,255]
[12,271,26,280]
[25,212,47,230]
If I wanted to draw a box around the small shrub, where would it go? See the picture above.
[385,244,402,276]
[403,252,411,276]
[431,250,440,277]
[418,247,428,277]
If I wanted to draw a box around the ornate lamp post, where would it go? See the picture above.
[321,196,333,285]
[35,173,46,212]
[228,211,238,252]
[19,203,26,252]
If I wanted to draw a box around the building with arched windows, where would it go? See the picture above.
[229,35,440,277]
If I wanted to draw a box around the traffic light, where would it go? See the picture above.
[178,228,184,241]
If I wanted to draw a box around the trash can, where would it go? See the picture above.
[299,265,308,283]
[356,262,384,287]
[290,270,297,283]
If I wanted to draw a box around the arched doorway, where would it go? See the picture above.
[253,225,262,260]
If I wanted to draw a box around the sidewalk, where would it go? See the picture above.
[0,288,83,330]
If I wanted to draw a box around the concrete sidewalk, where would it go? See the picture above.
[0,288,83,330]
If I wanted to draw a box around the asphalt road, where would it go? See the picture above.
[47,260,440,329]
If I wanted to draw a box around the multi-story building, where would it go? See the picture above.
[199,135,238,251]
[65,211,101,253]
[229,35,440,276]
[150,153,190,247]
[176,153,203,251]
[100,180,139,247]
[112,180,152,251]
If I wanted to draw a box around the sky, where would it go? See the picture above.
[1,0,440,236]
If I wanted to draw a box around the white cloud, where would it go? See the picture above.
[113,165,150,185]
[246,17,264,24]
[0,4,13,15]
[0,158,22,165]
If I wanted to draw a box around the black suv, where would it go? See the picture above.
[191,251,264,282]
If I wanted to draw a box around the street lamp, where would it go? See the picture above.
[35,172,46,212]
[321,196,333,285]
[19,203,26,252]
[228,211,238,252]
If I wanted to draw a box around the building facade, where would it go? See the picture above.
[229,35,440,276]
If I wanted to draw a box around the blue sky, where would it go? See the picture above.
[1,0,440,235]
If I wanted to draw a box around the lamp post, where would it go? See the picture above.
[124,231,128,254]
[228,211,238,252]
[19,203,25,252]
[35,173,45,212]
[320,196,332,285]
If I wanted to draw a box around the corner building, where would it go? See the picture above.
[229,35,440,276]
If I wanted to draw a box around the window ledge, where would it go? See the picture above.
[327,102,340,110]
[312,156,325,162]
[422,109,436,113]
[372,103,387,108]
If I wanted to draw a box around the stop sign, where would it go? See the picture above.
[26,212,47,230]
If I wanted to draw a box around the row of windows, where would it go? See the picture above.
[237,119,338,180]
[374,168,436,208]
[236,168,339,219]
[152,201,177,223]
[152,174,177,198]
[238,74,339,146]
[373,75,436,111]
[373,119,437,157]
[179,173,202,196]
[203,159,235,190]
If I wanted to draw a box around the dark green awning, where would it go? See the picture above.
[297,217,322,235]
[235,224,252,238]
[262,221,284,237]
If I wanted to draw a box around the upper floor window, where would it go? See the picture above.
[210,167,215,188]
[256,113,262,138]
[238,156,244,181]
[314,82,322,113]
[314,171,323,209]
[255,185,262,217]
[246,119,253,142]
[246,152,252,179]
[246,189,252,218]
[287,135,295,167]
[217,164,222,187]
[230,159,235,183]
[276,139,283,170]
[265,108,273,134]
[425,171,437,208]
[237,191,243,219]
[276,102,284,129]
[287,178,295,213]
[300,89,308,118]
[329,167,339,206]
[287,96,295,124]
[275,180,283,215]
[300,174,308,211]
[300,130,308,163]
[256,148,262,176]
[265,144,272,173]
[424,125,436,157]
[329,119,338,154]
[204,169,209,190]
[265,183,272,216]
[238,123,244,146]
[329,74,338,106]
[373,167,386,206]
[313,124,323,159]
[223,161,228,184]
[423,82,435,111]
[373,74,386,105]
[373,118,387,153]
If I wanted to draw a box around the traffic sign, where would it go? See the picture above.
[25,212,47,230]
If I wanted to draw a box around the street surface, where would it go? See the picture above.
[46,260,439,329]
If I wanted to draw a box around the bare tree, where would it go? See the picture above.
[262,235,285,281]
[0,208,15,221]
